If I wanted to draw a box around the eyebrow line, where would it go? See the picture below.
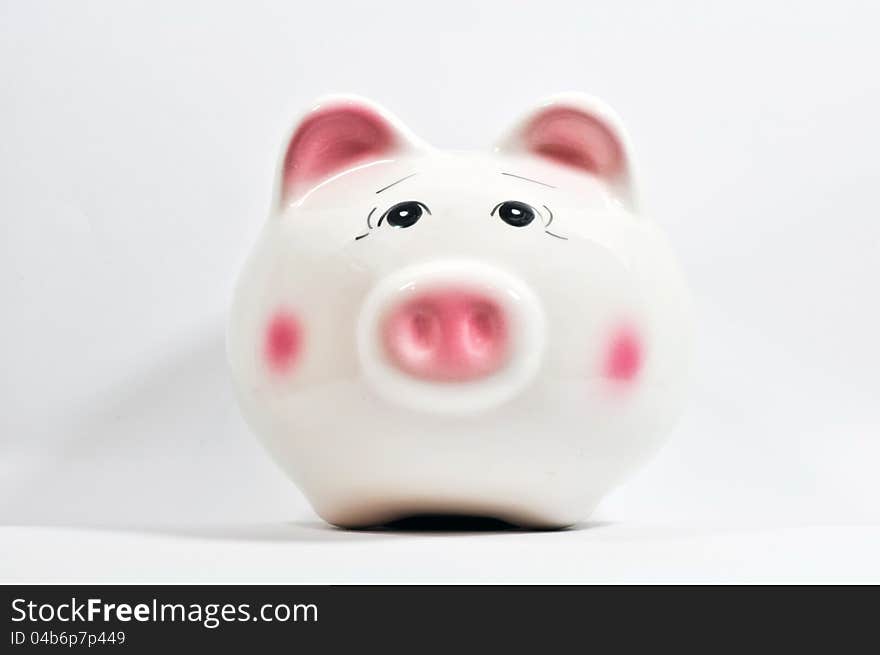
[501,172,556,188]
[376,173,418,194]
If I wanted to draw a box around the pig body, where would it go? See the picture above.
[228,94,693,528]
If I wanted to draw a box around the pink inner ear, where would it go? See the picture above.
[522,107,624,179]
[282,105,396,202]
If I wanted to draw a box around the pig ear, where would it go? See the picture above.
[275,96,425,207]
[495,94,639,211]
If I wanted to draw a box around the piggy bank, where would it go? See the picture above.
[228,94,693,528]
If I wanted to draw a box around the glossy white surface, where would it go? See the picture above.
[228,95,693,527]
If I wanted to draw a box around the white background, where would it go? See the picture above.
[2,0,879,582]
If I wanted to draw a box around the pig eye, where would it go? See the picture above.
[379,201,430,228]
[492,201,536,227]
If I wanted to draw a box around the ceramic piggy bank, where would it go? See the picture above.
[228,94,693,528]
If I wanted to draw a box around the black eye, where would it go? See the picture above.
[381,201,428,228]
[493,201,536,227]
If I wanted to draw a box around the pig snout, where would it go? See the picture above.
[357,261,545,413]
[381,290,509,382]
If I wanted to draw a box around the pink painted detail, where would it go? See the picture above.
[382,290,509,382]
[604,326,642,382]
[522,107,624,179]
[264,311,302,373]
[281,104,397,203]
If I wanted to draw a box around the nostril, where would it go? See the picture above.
[463,304,504,355]
[381,290,509,382]
[385,306,440,366]
[410,309,439,351]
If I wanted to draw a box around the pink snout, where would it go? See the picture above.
[381,290,509,382]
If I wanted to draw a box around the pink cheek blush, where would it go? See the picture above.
[264,311,302,374]
[604,327,642,382]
